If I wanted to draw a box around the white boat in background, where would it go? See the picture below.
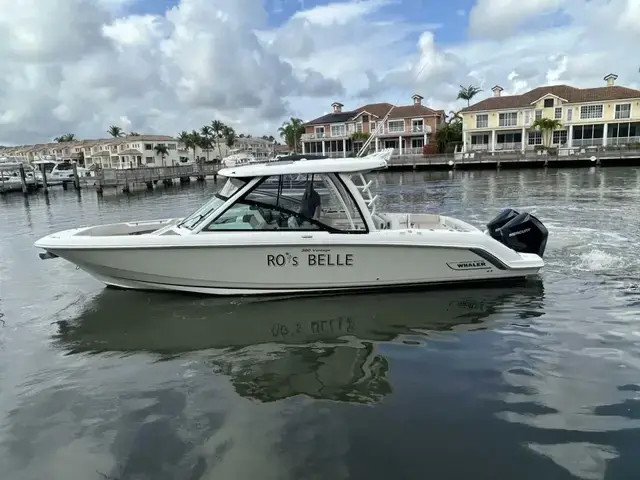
[34,149,548,296]
[32,159,64,186]
[0,160,37,193]
[49,161,93,181]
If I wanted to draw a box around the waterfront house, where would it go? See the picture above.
[459,74,640,153]
[301,95,445,157]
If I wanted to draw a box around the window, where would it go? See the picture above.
[370,121,376,133]
[145,157,154,163]
[554,107,562,120]
[145,144,153,150]
[544,98,554,108]
[499,112,518,127]
[552,130,568,145]
[528,131,542,145]
[615,103,631,119]
[167,143,177,150]
[387,120,405,133]
[535,110,542,120]
[566,108,573,121]
[471,134,489,145]
[411,119,424,132]
[314,127,325,138]
[524,111,532,125]
[475,114,488,128]
[580,104,603,120]
[179,178,248,230]
[331,124,346,137]
[203,174,367,233]
[356,123,363,133]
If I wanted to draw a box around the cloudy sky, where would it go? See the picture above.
[1,0,638,145]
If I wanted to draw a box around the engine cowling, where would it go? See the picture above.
[486,209,548,258]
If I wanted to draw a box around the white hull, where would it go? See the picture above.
[35,217,543,296]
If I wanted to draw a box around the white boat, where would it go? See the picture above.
[34,149,548,295]
[49,161,93,182]
[0,160,37,192]
[32,159,64,186]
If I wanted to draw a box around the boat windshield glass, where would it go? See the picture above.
[201,173,368,233]
[178,177,248,230]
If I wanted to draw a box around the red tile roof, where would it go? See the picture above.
[460,85,640,113]
[304,101,442,126]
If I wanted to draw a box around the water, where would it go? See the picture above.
[1,167,640,479]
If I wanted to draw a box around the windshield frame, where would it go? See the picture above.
[177,177,250,230]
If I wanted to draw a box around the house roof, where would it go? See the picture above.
[460,85,640,113]
[118,148,143,155]
[304,101,442,126]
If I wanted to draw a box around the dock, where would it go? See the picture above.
[94,163,220,194]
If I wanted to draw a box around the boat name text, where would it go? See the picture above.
[267,253,354,267]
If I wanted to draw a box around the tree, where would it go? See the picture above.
[211,120,226,160]
[436,118,463,153]
[129,131,141,136]
[108,125,124,138]
[54,133,75,142]
[200,125,213,163]
[154,144,169,166]
[278,117,305,153]
[531,118,563,148]
[457,85,482,107]
[223,125,236,149]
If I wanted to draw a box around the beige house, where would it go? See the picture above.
[302,95,446,157]
[460,73,640,153]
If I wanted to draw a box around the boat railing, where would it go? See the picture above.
[352,173,378,215]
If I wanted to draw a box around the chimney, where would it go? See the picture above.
[412,94,423,105]
[331,102,344,113]
[491,85,504,97]
[604,73,618,87]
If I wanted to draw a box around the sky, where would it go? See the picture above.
[0,0,639,145]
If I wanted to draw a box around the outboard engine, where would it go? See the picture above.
[485,209,549,257]
[486,208,520,242]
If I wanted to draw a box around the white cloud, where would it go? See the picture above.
[0,0,639,145]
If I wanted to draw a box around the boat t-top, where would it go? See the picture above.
[34,149,548,295]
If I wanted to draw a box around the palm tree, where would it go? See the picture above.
[154,144,169,166]
[436,119,463,153]
[457,85,483,107]
[210,120,225,160]
[108,125,124,138]
[200,125,213,163]
[129,131,141,136]
[54,133,75,142]
[188,130,201,163]
[278,117,305,153]
[532,118,563,148]
[223,126,236,149]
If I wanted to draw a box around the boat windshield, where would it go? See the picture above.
[178,177,248,230]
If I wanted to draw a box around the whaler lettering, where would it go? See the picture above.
[456,261,486,268]
[308,253,353,266]
[446,260,491,271]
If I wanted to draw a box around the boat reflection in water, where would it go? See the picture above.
[54,281,545,404]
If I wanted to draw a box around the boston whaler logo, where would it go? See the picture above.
[446,260,491,271]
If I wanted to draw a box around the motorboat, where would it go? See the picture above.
[0,160,37,193]
[49,161,93,181]
[34,149,548,295]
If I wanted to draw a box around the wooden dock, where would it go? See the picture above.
[95,163,220,193]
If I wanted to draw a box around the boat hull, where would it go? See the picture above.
[36,236,543,295]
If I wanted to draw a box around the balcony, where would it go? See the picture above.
[301,124,432,141]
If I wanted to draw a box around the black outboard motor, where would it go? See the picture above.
[485,209,549,257]
[486,208,520,242]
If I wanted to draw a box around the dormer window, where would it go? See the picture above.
[543,98,554,108]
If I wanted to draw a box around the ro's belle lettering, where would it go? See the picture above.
[267,253,354,267]
[308,253,353,266]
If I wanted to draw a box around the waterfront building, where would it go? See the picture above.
[301,95,445,157]
[459,73,640,153]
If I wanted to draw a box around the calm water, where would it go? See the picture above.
[1,167,640,480]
